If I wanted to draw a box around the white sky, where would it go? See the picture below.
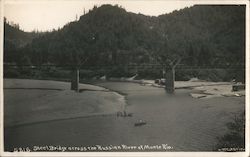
[4,0,195,32]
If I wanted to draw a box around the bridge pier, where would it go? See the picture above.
[165,68,175,93]
[71,68,79,92]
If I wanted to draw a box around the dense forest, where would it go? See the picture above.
[4,4,246,82]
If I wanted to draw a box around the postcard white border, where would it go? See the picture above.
[0,0,249,157]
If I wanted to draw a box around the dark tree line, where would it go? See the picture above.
[4,4,246,92]
[5,5,245,67]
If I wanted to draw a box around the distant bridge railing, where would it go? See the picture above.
[3,63,245,70]
[4,62,245,82]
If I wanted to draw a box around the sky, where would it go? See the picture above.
[4,0,196,32]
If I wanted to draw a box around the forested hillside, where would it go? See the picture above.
[4,4,246,81]
[15,5,156,67]
[4,19,40,63]
[157,5,245,67]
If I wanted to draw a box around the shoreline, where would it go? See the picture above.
[4,79,127,127]
[4,79,245,151]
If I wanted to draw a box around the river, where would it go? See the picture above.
[4,80,245,151]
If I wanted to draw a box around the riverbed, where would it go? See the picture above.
[4,79,245,151]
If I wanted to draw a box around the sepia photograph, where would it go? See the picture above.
[0,0,249,156]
